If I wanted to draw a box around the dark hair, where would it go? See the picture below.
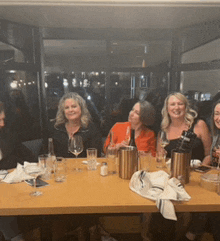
[0,101,4,113]
[211,100,220,136]
[139,100,156,127]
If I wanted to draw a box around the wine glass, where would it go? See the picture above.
[156,131,169,168]
[68,135,83,171]
[24,164,45,196]
[124,126,131,144]
[160,130,170,149]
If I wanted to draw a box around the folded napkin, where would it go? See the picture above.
[3,162,37,184]
[166,159,201,171]
[129,170,191,221]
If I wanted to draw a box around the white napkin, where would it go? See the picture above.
[190,159,201,168]
[3,162,37,184]
[166,159,201,170]
[129,170,191,221]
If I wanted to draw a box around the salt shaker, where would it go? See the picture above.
[100,162,108,176]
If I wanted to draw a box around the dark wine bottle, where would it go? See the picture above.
[129,129,137,148]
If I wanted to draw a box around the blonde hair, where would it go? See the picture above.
[161,92,197,131]
[54,92,91,128]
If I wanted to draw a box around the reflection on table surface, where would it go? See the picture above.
[0,157,220,216]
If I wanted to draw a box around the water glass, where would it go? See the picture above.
[106,148,117,174]
[54,157,67,182]
[156,151,164,169]
[38,154,53,180]
[139,152,152,172]
[87,148,97,170]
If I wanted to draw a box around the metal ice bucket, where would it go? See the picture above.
[119,146,138,180]
[171,150,191,185]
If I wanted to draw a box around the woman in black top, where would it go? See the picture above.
[48,92,102,157]
[159,92,211,161]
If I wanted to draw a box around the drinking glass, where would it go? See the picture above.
[38,154,53,180]
[124,126,131,144]
[68,135,83,171]
[156,131,169,168]
[138,151,152,172]
[54,157,67,182]
[24,164,45,196]
[160,130,170,150]
[106,147,117,174]
[87,148,97,170]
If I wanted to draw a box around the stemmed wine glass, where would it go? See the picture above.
[156,131,170,168]
[124,126,131,144]
[68,135,83,171]
[160,130,170,150]
[24,164,45,196]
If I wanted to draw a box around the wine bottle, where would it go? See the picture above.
[129,129,137,148]
[48,138,56,172]
[129,129,138,172]
[110,131,115,147]
[177,130,197,153]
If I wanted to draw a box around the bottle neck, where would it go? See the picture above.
[129,129,136,147]
[48,138,55,155]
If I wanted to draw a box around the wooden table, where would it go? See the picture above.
[0,158,220,217]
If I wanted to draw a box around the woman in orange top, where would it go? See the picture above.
[104,100,156,156]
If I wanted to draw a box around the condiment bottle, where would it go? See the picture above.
[100,162,108,176]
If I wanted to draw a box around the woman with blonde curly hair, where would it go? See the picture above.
[160,92,211,161]
[149,92,212,241]
[49,92,102,157]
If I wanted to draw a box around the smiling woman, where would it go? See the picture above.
[47,92,102,157]
[161,92,211,161]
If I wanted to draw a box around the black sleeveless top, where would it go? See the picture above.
[164,120,205,161]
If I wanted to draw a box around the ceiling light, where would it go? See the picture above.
[63,78,68,87]
[10,81,17,89]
